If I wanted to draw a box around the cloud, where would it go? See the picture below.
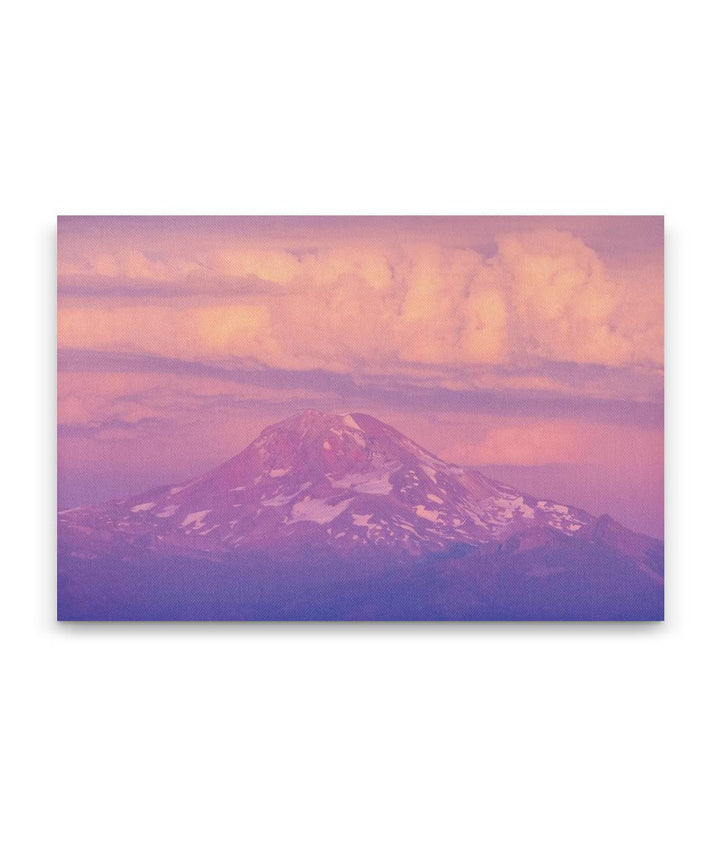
[57,368,336,435]
[441,417,663,468]
[393,245,507,364]
[496,229,663,366]
[59,249,203,283]
[443,421,586,466]
[57,303,273,361]
[57,224,663,385]
[57,353,663,436]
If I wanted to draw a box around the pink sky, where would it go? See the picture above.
[57,216,663,536]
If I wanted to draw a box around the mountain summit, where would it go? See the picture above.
[58,410,664,620]
[60,409,592,556]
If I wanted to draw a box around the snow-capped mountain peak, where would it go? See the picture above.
[58,410,664,619]
[59,410,600,560]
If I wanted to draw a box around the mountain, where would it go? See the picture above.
[57,410,664,620]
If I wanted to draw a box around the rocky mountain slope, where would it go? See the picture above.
[58,410,663,620]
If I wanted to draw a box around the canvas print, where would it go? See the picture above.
[57,216,664,620]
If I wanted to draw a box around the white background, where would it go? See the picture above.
[2,2,718,854]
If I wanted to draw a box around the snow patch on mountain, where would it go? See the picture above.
[330,468,395,494]
[538,501,568,514]
[288,496,353,524]
[414,505,441,523]
[261,483,311,507]
[343,414,362,431]
[131,502,156,513]
[490,495,535,520]
[155,505,179,518]
[199,524,220,537]
[181,510,212,528]
[421,465,438,483]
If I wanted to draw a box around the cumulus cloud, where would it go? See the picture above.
[57,222,663,379]
[393,245,507,364]
[497,229,662,366]
[440,418,663,468]
[443,422,587,466]
[57,302,273,361]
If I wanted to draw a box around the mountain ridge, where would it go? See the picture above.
[57,409,663,620]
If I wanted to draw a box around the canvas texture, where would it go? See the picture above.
[57,216,664,620]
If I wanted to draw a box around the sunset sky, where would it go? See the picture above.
[57,216,664,536]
